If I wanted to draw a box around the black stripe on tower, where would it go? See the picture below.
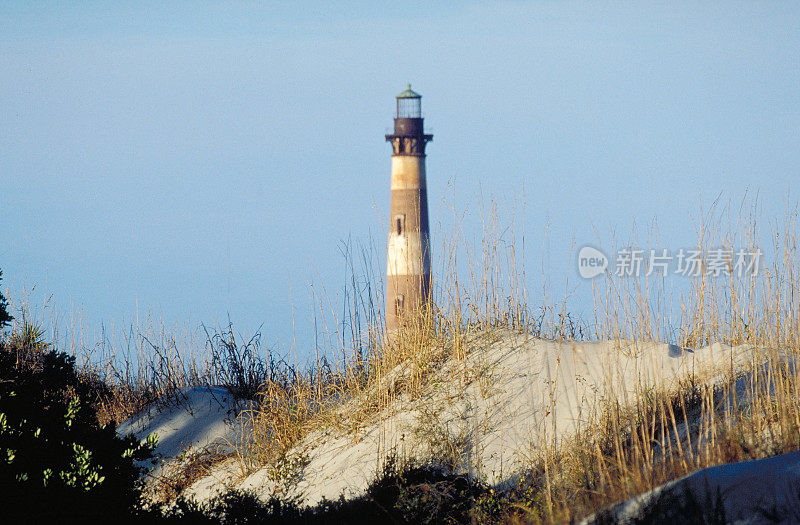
[386,117,433,156]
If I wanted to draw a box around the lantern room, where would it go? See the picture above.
[396,84,422,118]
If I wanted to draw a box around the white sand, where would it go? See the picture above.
[118,385,249,478]
[189,331,756,505]
[582,450,800,524]
[128,331,759,506]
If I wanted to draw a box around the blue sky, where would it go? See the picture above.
[2,2,799,358]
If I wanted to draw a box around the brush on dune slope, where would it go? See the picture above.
[165,329,758,506]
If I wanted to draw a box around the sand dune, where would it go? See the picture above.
[123,330,758,506]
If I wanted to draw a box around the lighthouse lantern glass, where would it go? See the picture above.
[397,96,421,118]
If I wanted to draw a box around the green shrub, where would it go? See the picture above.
[0,323,156,522]
[0,269,12,329]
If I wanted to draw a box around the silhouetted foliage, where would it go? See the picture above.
[205,321,267,399]
[0,270,12,329]
[0,324,156,522]
[150,458,488,524]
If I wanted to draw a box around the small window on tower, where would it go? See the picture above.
[395,214,405,236]
[395,295,405,317]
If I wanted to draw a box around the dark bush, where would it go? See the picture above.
[0,323,156,522]
[0,269,12,329]
[155,458,489,524]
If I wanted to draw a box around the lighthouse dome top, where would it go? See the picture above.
[397,84,421,99]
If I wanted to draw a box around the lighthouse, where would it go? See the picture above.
[385,85,433,333]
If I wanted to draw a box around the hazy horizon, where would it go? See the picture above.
[2,2,799,360]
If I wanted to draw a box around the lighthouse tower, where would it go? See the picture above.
[385,85,433,333]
